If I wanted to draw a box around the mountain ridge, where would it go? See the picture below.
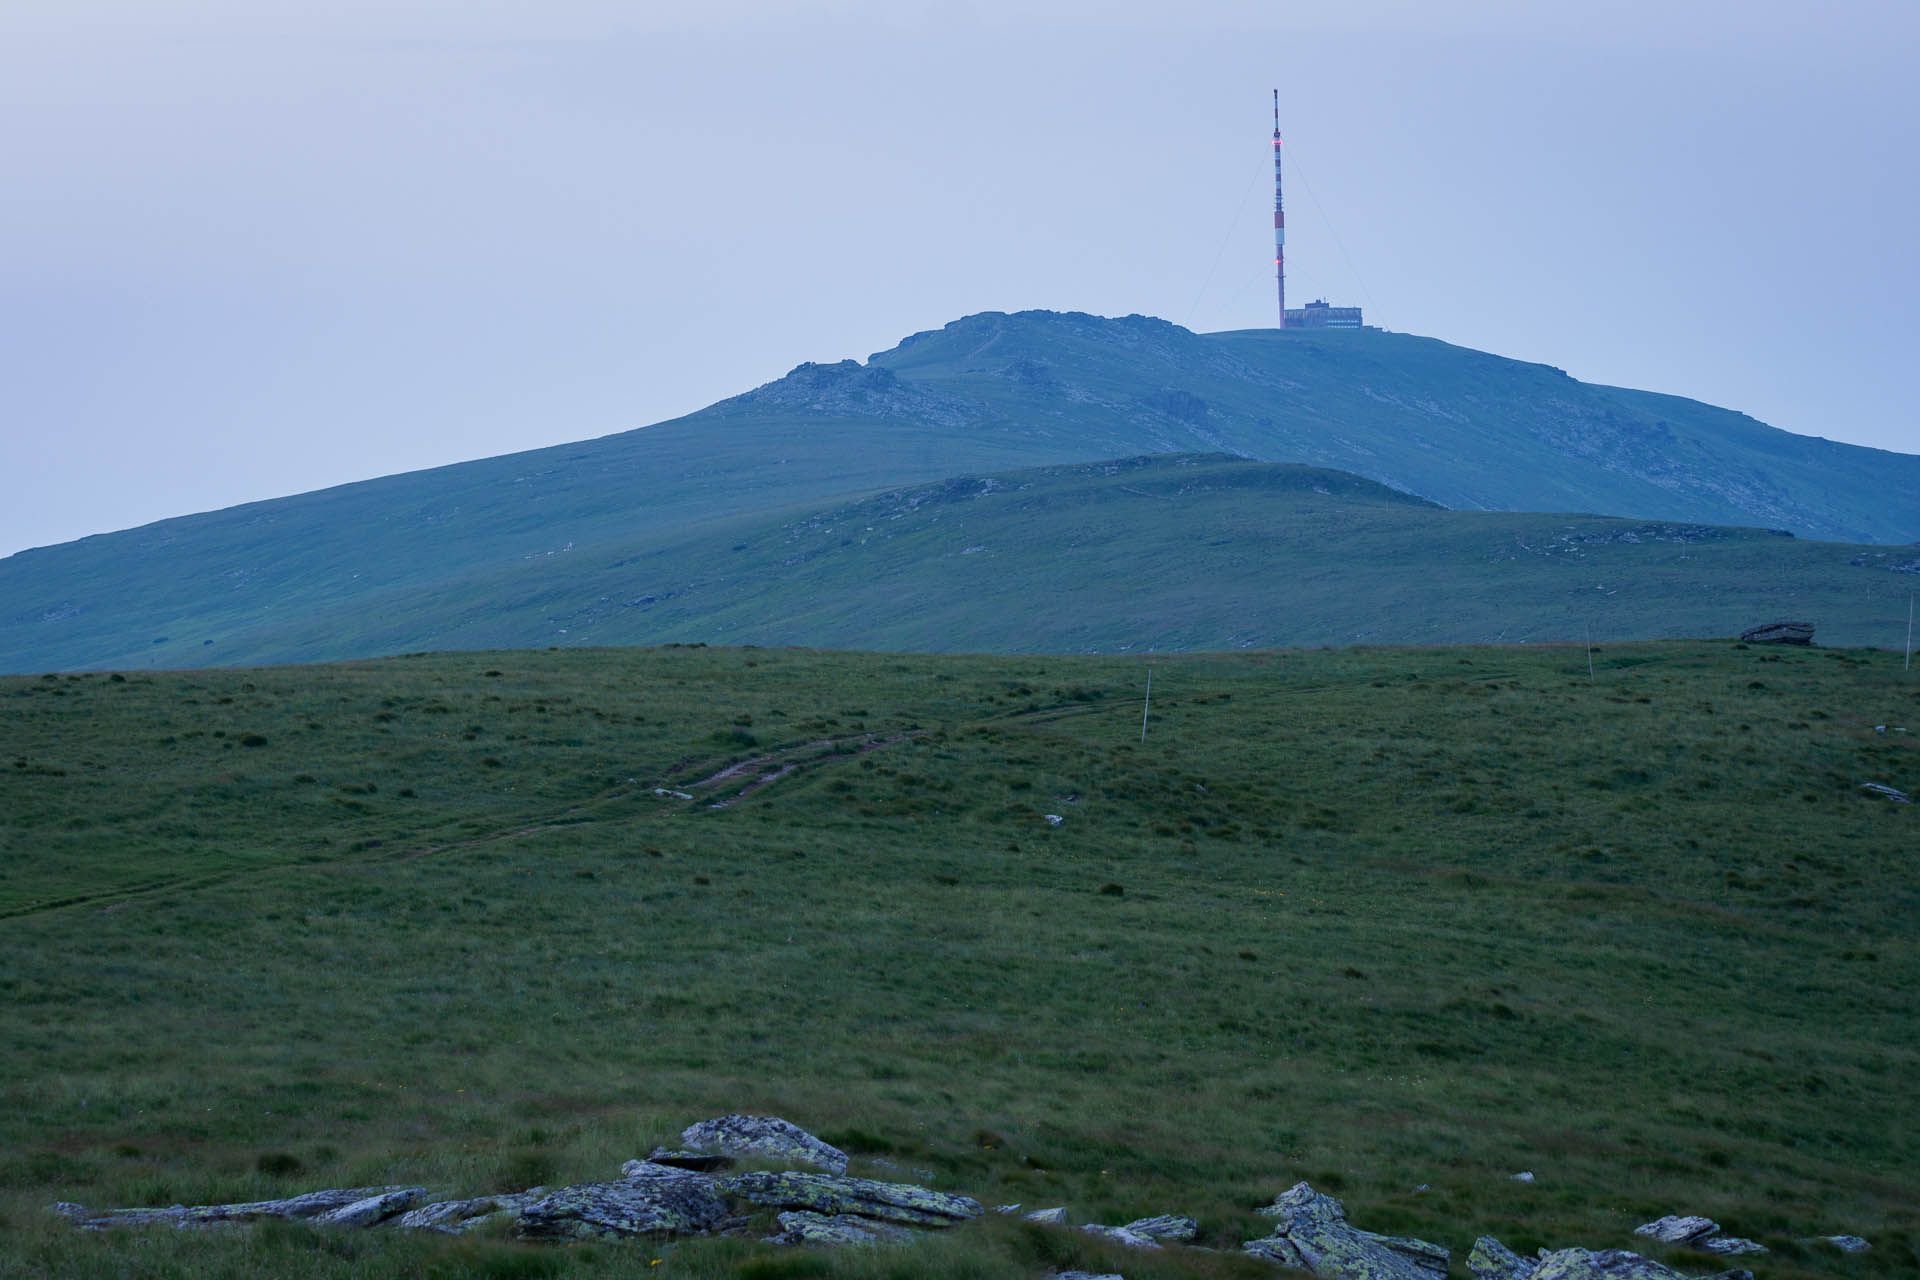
[5,309,1916,671]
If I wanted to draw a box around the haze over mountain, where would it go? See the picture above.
[4,311,1917,673]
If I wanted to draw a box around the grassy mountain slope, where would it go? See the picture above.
[3,642,1914,1277]
[41,456,1920,670]
[5,311,1917,672]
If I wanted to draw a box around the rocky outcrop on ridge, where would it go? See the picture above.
[1243,1182,1450,1280]
[49,1113,1877,1276]
[1739,621,1814,645]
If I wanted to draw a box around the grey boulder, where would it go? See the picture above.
[681,1115,849,1173]
[1025,1206,1070,1225]
[396,1191,546,1233]
[1081,1223,1161,1249]
[1531,1247,1746,1280]
[53,1186,415,1230]
[1123,1213,1198,1243]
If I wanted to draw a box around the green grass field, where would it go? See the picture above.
[1,641,1915,1278]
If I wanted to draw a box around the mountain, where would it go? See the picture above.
[4,311,1917,671]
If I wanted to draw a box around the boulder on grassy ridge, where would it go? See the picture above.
[720,1170,981,1227]
[769,1209,917,1246]
[1469,1235,1539,1280]
[1243,1182,1449,1280]
[1635,1217,1719,1246]
[681,1115,849,1173]
[516,1165,728,1241]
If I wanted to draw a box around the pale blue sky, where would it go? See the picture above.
[3,0,1915,556]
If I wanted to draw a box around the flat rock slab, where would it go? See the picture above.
[1739,621,1813,645]
[53,1186,411,1230]
[316,1187,433,1228]
[1025,1206,1070,1225]
[396,1191,546,1233]
[1245,1182,1449,1280]
[770,1210,917,1246]
[682,1115,849,1174]
[721,1170,982,1227]
[517,1165,728,1241]
[1123,1213,1198,1243]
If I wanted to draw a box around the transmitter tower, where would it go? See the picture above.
[1273,89,1286,328]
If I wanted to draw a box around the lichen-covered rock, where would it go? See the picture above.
[635,1148,735,1173]
[1696,1237,1766,1257]
[1529,1247,1696,1280]
[1243,1182,1449,1280]
[396,1191,545,1232]
[1635,1217,1719,1246]
[681,1115,848,1173]
[769,1210,917,1246]
[53,1186,410,1230]
[316,1187,433,1227]
[1123,1213,1198,1243]
[1469,1235,1538,1280]
[720,1170,981,1227]
[1082,1223,1160,1249]
[1025,1206,1069,1225]
[517,1165,728,1241]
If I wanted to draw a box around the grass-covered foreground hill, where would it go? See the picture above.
[1,641,1915,1278]
[6,311,1918,674]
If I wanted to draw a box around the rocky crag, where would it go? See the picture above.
[51,1114,1872,1277]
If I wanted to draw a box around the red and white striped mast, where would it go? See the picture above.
[1273,89,1286,328]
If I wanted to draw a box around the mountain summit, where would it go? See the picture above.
[5,310,1916,670]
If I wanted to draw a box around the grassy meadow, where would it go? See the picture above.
[1,640,1915,1278]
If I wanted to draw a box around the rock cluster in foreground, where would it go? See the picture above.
[51,1113,1869,1278]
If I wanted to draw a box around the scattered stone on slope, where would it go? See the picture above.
[720,1170,982,1227]
[769,1209,916,1246]
[1057,1272,1126,1280]
[316,1187,433,1227]
[516,1165,729,1241]
[681,1115,849,1173]
[1025,1206,1069,1225]
[1738,621,1814,645]
[52,1186,414,1230]
[1122,1214,1198,1243]
[1511,1171,1537,1183]
[1861,782,1911,803]
[1081,1223,1160,1249]
[1635,1217,1719,1246]
[1469,1235,1539,1280]
[1243,1182,1449,1280]
[993,1203,1023,1214]
[396,1191,546,1233]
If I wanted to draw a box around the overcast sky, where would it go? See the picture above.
[3,0,1915,557]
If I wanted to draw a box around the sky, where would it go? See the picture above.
[3,0,1916,557]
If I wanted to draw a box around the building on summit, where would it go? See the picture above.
[1283,299,1365,329]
